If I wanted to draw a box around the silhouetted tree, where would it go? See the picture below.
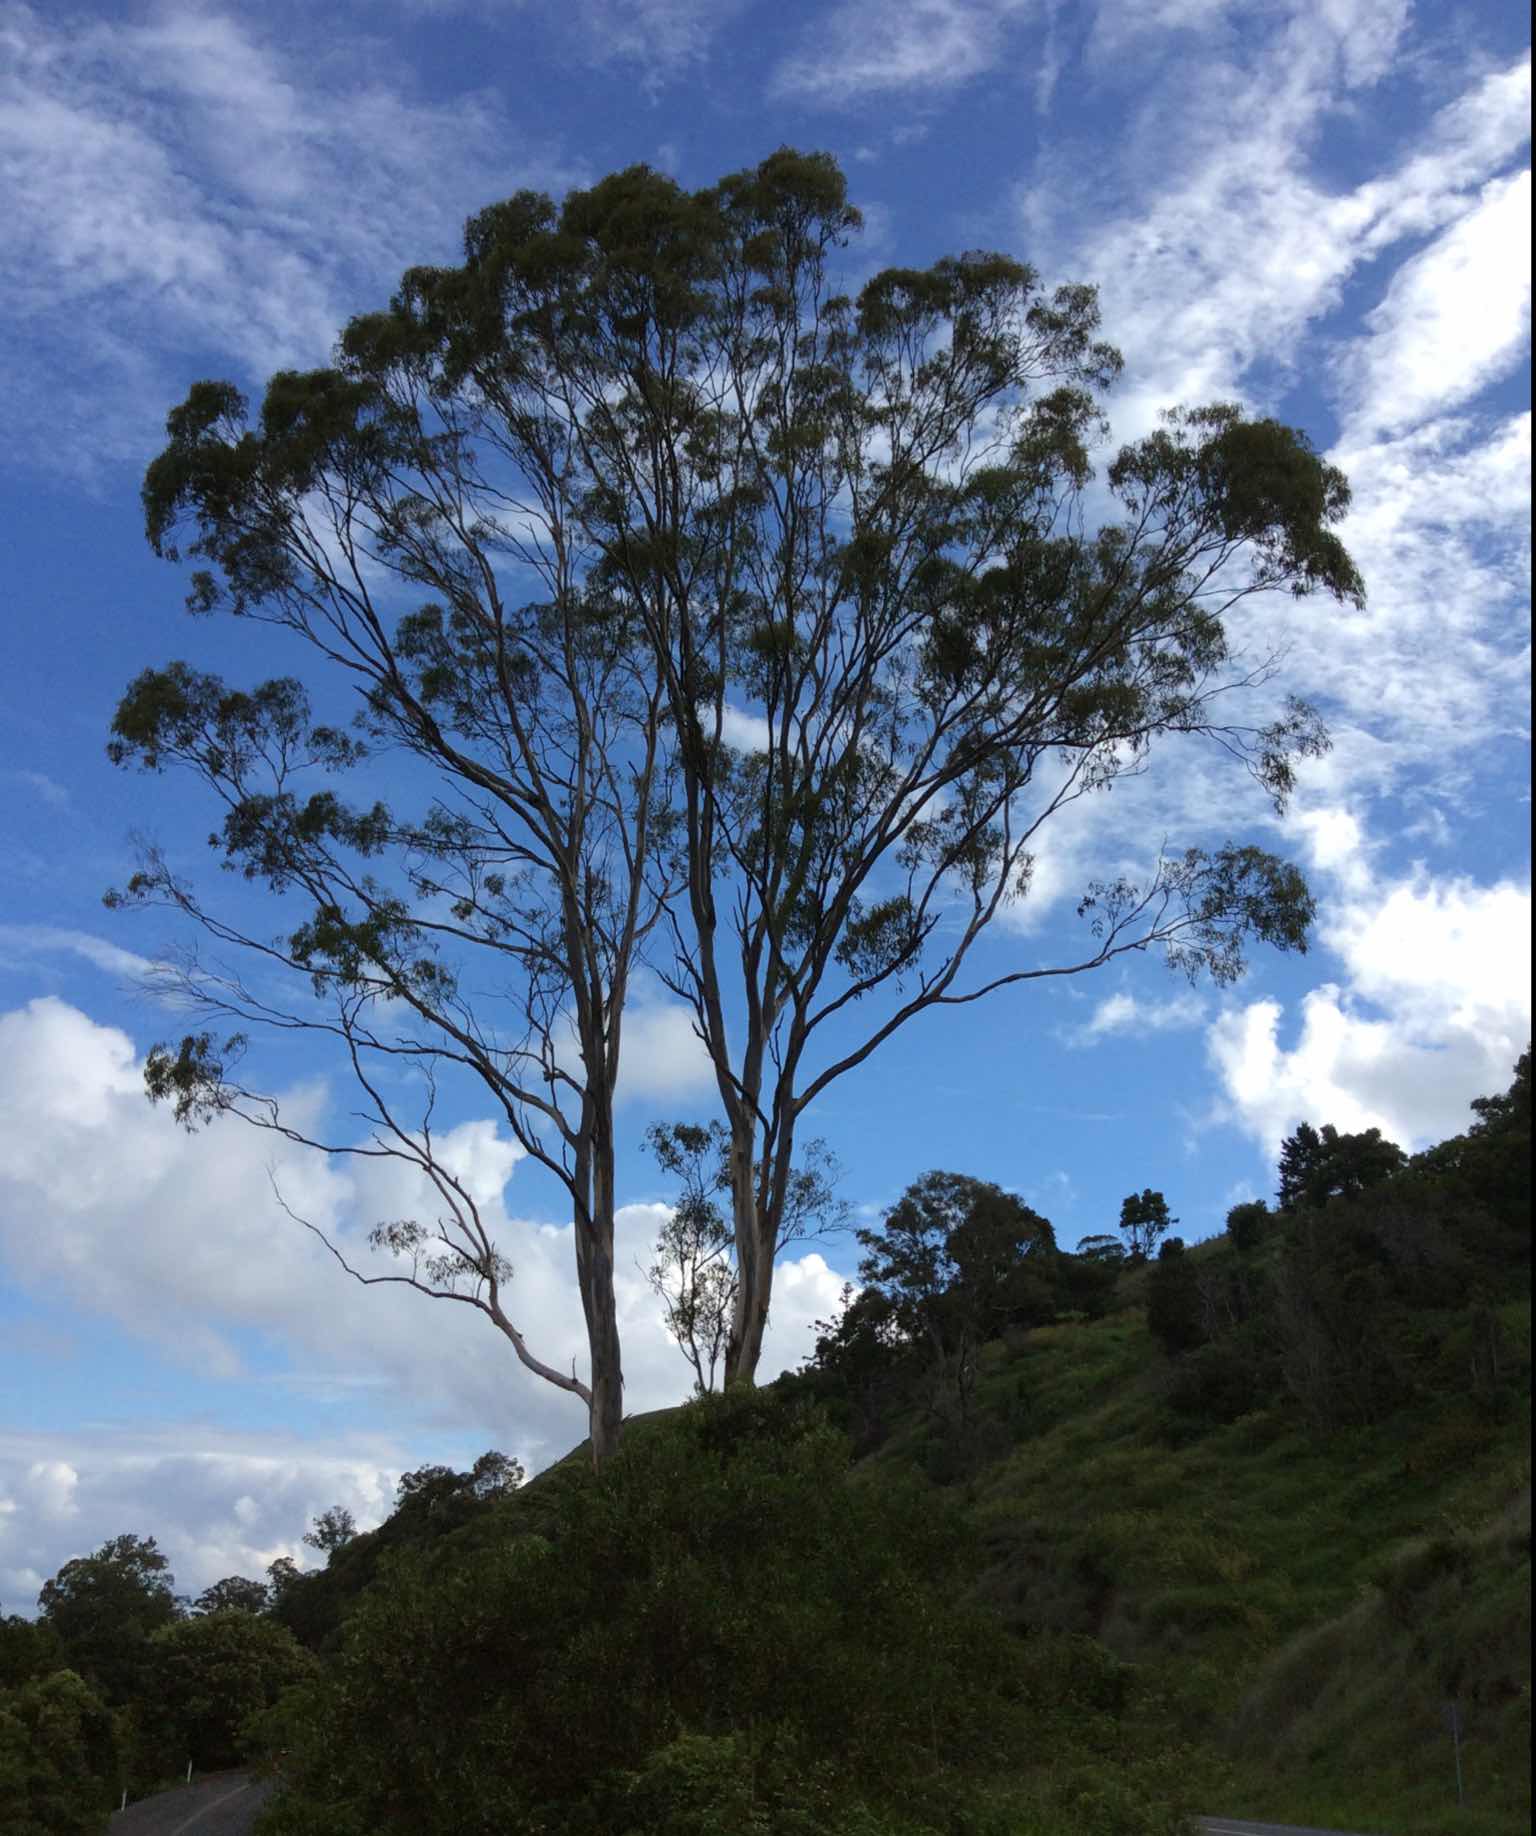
[36,1534,181,1707]
[113,146,1361,1435]
[1146,1237,1204,1353]
[1225,1198,1271,1255]
[192,1575,270,1616]
[1277,1121,1405,1211]
[1117,1188,1177,1261]
[302,1507,358,1561]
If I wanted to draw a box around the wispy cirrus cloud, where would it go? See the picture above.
[0,924,156,981]
[0,3,581,476]
[771,0,1037,103]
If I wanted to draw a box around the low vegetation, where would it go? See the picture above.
[3,1055,1527,1834]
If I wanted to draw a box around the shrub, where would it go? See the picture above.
[0,1668,123,1836]
[260,1388,1037,1834]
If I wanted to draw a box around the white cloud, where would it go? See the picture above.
[1068,986,1207,1046]
[1208,867,1531,1155]
[0,924,157,982]
[0,997,856,1607]
[617,995,718,1102]
[1337,167,1531,442]
[0,1425,405,1614]
[2,770,69,808]
[0,3,580,475]
[1016,31,1528,442]
[772,0,1035,103]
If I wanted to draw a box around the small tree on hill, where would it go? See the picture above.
[1117,1188,1177,1262]
[302,1507,358,1561]
[856,1171,1056,1418]
[1276,1122,1405,1211]
[644,1122,848,1394]
[1225,1198,1270,1255]
[192,1576,269,1616]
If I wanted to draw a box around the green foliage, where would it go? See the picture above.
[1145,1238,1204,1355]
[0,1617,64,1691]
[135,1611,316,1775]
[301,1506,358,1560]
[1276,1119,1407,1212]
[257,1387,1058,1833]
[193,1575,270,1616]
[0,1668,122,1836]
[1117,1189,1177,1262]
[1227,1493,1531,1833]
[1224,1199,1270,1255]
[36,1534,182,1707]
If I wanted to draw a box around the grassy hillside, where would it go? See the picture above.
[240,1069,1529,1836]
[428,1275,1528,1834]
[847,1294,1530,1835]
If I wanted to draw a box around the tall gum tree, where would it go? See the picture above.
[111,147,1365,1436]
[371,149,1360,1385]
[110,313,681,1466]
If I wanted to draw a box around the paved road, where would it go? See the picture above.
[109,1771,274,1836]
[1197,1820,1384,1835]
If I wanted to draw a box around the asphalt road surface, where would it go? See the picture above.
[109,1771,274,1836]
[1197,1820,1383,1835]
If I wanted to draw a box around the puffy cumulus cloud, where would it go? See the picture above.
[0,3,580,475]
[1066,986,1207,1047]
[0,998,857,1606]
[1208,867,1531,1155]
[617,997,717,1104]
[0,1424,408,1616]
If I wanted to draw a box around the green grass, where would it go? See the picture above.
[850,1296,1531,1835]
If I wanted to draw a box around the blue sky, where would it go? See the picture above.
[0,0,1528,1613]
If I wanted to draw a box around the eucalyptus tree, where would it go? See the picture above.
[110,278,679,1471]
[370,148,1360,1385]
[112,146,1364,1430]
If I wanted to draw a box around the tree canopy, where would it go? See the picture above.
[112,146,1363,1463]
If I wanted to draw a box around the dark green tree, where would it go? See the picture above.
[0,1617,63,1692]
[302,1507,358,1561]
[192,1575,270,1616]
[36,1535,181,1707]
[247,1387,1039,1834]
[1225,1198,1271,1255]
[1468,1046,1531,1138]
[1145,1236,1204,1353]
[265,1556,303,1609]
[855,1171,1056,1415]
[1117,1187,1177,1262]
[139,1610,317,1773]
[1075,1233,1127,1264]
[1276,1121,1406,1211]
[112,147,1361,1436]
[0,1668,123,1836]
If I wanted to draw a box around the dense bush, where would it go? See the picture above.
[136,1610,316,1775]
[0,1668,122,1836]
[255,1387,1051,1835]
